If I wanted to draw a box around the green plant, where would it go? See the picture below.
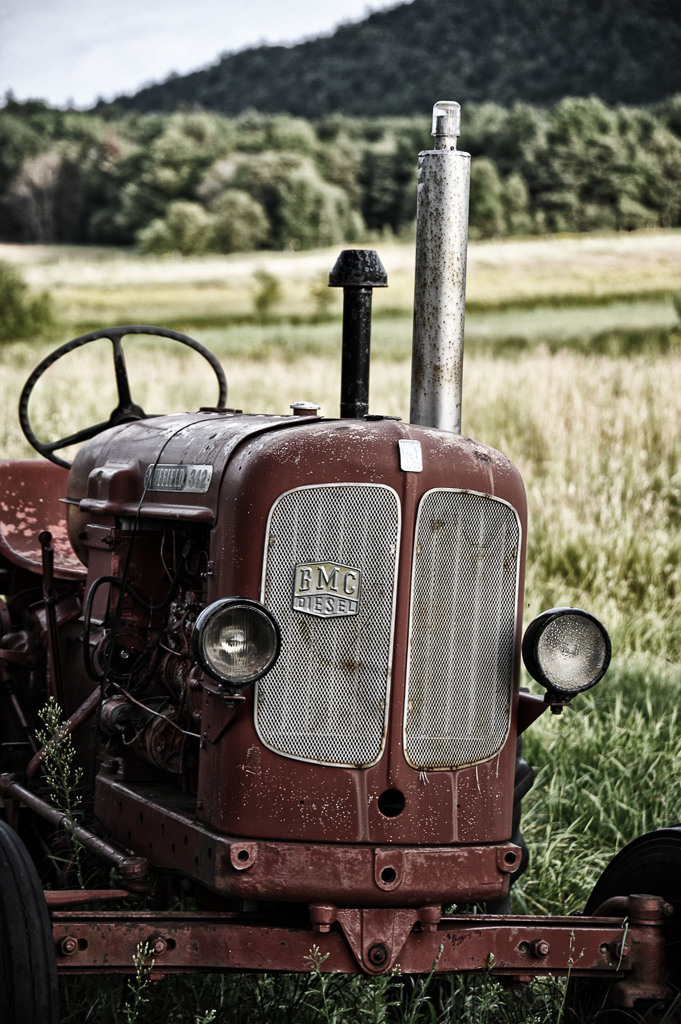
[36,695,85,887]
[251,268,283,318]
[124,942,155,1024]
[0,260,55,341]
[303,946,338,1024]
[395,947,442,1024]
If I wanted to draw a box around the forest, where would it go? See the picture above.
[107,0,681,116]
[2,93,681,255]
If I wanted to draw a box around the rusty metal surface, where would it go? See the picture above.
[50,905,666,995]
[4,401,530,905]
[0,459,84,577]
[45,889,133,907]
[604,894,672,1006]
[197,417,527,850]
[65,412,304,560]
[95,772,520,906]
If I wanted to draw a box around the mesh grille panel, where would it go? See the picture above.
[405,489,520,770]
[257,484,400,767]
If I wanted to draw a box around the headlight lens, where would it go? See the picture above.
[522,607,611,696]
[194,598,280,689]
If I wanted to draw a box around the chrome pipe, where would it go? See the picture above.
[410,101,471,433]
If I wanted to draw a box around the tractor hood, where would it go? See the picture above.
[66,411,296,560]
[66,410,525,569]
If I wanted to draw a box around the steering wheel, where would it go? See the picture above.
[19,325,228,469]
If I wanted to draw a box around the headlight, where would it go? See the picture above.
[194,598,280,690]
[522,607,611,697]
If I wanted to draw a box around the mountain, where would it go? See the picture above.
[107,0,681,116]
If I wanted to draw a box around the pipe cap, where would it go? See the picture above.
[329,250,388,288]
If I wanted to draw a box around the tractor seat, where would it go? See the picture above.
[0,460,85,579]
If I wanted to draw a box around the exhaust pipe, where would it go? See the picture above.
[410,101,471,433]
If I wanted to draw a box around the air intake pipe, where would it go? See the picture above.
[410,101,471,433]
[329,249,388,419]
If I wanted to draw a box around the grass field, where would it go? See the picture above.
[1,231,681,1022]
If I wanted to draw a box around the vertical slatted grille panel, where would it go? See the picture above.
[405,489,520,770]
[256,484,400,767]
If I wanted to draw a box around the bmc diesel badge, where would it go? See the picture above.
[293,561,362,618]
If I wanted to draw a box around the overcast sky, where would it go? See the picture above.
[1,0,403,108]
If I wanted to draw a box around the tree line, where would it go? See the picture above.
[2,94,681,255]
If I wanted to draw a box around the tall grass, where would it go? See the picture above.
[464,351,681,662]
[518,658,681,915]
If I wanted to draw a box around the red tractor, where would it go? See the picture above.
[0,102,678,1023]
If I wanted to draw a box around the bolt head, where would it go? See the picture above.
[531,939,551,958]
[367,942,389,967]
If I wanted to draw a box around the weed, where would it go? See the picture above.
[303,946,349,1024]
[36,695,86,887]
[395,946,442,1024]
[123,942,155,1024]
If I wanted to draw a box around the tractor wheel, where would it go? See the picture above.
[0,820,59,1024]
[565,826,681,1023]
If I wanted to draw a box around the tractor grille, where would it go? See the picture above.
[404,489,520,770]
[257,484,400,767]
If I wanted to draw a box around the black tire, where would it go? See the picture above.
[566,826,681,1023]
[0,820,59,1024]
